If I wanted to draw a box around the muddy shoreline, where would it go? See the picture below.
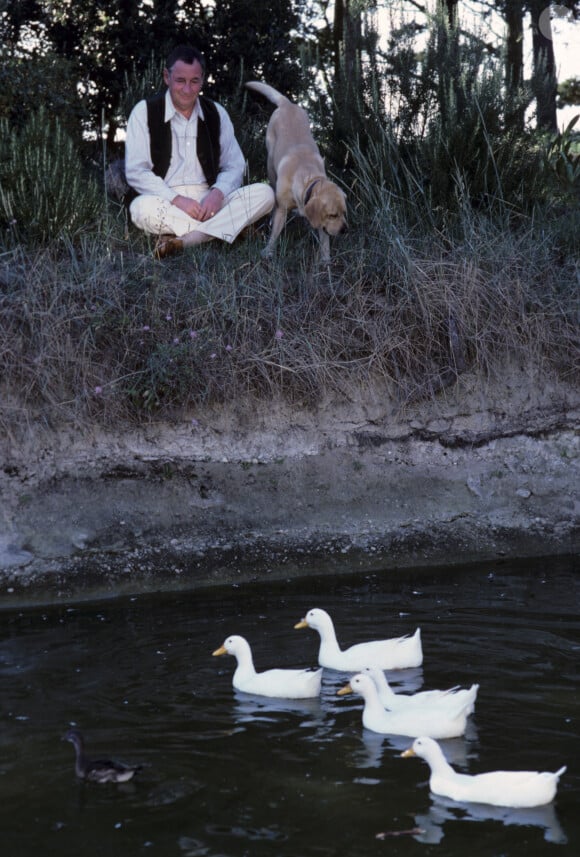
[1,381,578,609]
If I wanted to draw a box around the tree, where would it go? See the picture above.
[0,0,45,47]
[497,0,580,131]
[504,1,524,88]
[529,0,558,130]
[208,0,308,95]
[327,0,388,161]
[42,0,214,146]
[0,0,312,150]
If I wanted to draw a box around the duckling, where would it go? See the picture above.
[213,634,322,699]
[64,728,141,784]
[402,736,567,808]
[295,607,422,670]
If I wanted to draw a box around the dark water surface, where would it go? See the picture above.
[1,555,579,856]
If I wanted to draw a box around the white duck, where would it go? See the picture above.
[212,635,322,699]
[363,666,479,714]
[402,736,567,808]
[294,608,422,671]
[337,673,472,739]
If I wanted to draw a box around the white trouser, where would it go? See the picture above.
[130,183,274,243]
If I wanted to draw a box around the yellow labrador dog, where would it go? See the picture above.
[246,81,347,262]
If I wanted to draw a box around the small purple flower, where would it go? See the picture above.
[173,337,180,344]
[94,386,103,395]
[275,329,284,340]
[189,330,198,339]
[166,314,172,321]
[191,418,199,427]
[225,344,233,352]
[142,324,150,332]
[210,352,217,360]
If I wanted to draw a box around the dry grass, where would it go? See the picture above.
[0,195,578,435]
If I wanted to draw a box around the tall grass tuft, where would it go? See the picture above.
[0,198,577,435]
[0,107,103,244]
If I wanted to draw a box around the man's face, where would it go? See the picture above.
[164,59,204,116]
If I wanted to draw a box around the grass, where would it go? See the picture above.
[0,177,578,438]
[1,39,578,437]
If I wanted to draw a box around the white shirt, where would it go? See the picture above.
[125,91,246,202]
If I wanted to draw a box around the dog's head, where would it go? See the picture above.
[304,181,347,236]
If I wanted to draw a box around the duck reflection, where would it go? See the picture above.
[411,793,567,845]
[232,690,323,722]
[384,666,425,693]
[356,731,475,769]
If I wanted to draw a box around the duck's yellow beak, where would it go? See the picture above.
[294,618,308,629]
[212,645,227,656]
[337,683,352,696]
[401,747,416,758]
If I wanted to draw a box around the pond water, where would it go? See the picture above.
[1,555,578,857]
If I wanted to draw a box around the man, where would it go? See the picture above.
[125,45,274,259]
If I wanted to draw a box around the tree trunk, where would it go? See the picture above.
[505,0,525,130]
[332,0,363,149]
[443,0,459,27]
[529,0,558,131]
[333,0,345,84]
[333,0,361,100]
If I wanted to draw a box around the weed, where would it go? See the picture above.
[0,202,577,435]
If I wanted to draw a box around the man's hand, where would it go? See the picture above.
[171,188,225,221]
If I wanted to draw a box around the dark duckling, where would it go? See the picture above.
[64,728,141,784]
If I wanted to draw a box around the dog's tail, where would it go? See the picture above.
[245,81,291,107]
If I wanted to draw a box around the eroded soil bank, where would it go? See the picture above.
[1,374,579,609]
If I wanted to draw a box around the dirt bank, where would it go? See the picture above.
[1,373,579,608]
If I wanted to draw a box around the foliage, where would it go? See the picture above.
[0,107,103,244]
[0,175,577,431]
[0,0,315,150]
[342,12,542,218]
[543,115,580,195]
[122,52,166,124]
[0,51,89,141]
[35,0,208,143]
[205,0,311,96]
[558,77,580,107]
[388,10,530,139]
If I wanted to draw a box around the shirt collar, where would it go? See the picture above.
[165,90,203,123]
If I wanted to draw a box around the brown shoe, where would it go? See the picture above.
[154,236,184,260]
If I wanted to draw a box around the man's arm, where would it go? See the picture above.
[176,103,245,220]
[210,104,246,198]
[124,100,175,201]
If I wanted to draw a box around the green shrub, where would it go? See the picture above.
[121,52,166,123]
[543,115,580,196]
[0,107,103,244]
[348,12,542,220]
[0,53,88,141]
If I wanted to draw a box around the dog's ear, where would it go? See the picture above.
[304,196,325,229]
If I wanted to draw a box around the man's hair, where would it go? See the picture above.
[165,45,206,75]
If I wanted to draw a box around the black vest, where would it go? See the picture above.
[126,93,221,203]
